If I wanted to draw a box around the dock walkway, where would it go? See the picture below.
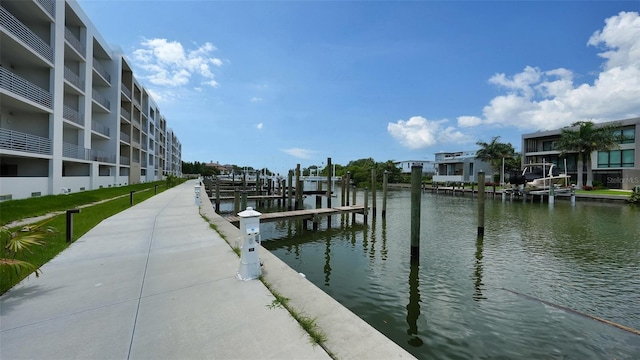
[225,205,366,226]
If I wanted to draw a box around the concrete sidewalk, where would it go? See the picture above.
[1,180,330,359]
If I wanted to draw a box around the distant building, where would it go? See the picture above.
[432,151,491,183]
[0,0,182,200]
[206,161,229,174]
[522,117,639,190]
[395,160,436,174]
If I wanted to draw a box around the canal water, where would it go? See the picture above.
[237,189,640,359]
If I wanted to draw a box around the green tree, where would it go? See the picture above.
[1,220,57,281]
[557,121,622,188]
[475,136,517,181]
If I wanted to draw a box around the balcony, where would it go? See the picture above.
[92,89,110,110]
[121,84,132,100]
[91,122,110,137]
[64,27,85,58]
[92,57,111,84]
[63,142,87,160]
[36,0,55,17]
[0,128,52,155]
[64,66,85,90]
[0,6,54,62]
[120,131,130,143]
[120,107,131,122]
[120,156,130,165]
[0,66,52,109]
[62,105,84,126]
[89,149,115,163]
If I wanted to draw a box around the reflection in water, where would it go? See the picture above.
[406,259,423,347]
[324,232,332,286]
[473,235,486,301]
[381,220,388,261]
[369,219,377,260]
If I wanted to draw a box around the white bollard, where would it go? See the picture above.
[237,207,262,280]
[194,184,201,206]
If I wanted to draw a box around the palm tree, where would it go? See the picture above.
[557,121,622,188]
[475,136,517,182]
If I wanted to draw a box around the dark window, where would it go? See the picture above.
[598,149,634,168]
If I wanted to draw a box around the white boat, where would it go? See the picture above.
[510,163,570,190]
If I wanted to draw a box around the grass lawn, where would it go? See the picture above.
[575,189,633,196]
[1,179,185,294]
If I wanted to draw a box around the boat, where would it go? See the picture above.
[509,163,570,190]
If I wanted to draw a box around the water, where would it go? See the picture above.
[243,190,640,359]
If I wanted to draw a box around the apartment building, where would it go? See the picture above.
[0,0,182,200]
[521,117,639,190]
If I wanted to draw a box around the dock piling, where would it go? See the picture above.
[477,171,485,237]
[410,163,422,261]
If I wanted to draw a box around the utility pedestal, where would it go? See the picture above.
[194,184,201,206]
[237,207,262,280]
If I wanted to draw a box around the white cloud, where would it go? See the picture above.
[256,122,263,129]
[281,148,315,159]
[459,11,640,131]
[387,116,472,149]
[250,97,263,103]
[132,38,222,89]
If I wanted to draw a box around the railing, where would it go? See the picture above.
[36,0,55,17]
[91,122,110,137]
[92,57,111,83]
[0,66,52,109]
[0,6,54,62]
[141,158,147,167]
[92,89,110,110]
[121,84,132,99]
[120,131,130,143]
[64,27,85,57]
[120,107,131,122]
[62,105,84,126]
[120,156,130,165]
[89,149,115,163]
[0,128,52,155]
[64,66,85,90]
[62,142,87,160]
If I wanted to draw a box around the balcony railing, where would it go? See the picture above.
[92,57,111,84]
[91,122,110,137]
[0,6,53,62]
[0,128,52,155]
[120,107,131,122]
[92,89,110,110]
[89,149,115,163]
[0,66,52,109]
[63,142,87,160]
[62,105,84,126]
[121,84,132,99]
[120,156,130,165]
[36,0,55,17]
[64,66,85,90]
[120,131,130,143]
[64,27,85,57]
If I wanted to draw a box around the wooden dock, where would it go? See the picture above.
[225,205,367,229]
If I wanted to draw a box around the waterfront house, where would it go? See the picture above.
[432,151,491,184]
[395,160,436,175]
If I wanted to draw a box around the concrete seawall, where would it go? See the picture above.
[199,193,415,359]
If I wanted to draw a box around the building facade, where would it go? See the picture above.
[1,0,181,200]
[521,117,639,190]
[395,160,436,175]
[432,151,491,183]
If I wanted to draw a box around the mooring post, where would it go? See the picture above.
[364,187,369,224]
[295,164,301,210]
[316,181,322,209]
[371,168,377,218]
[66,209,81,243]
[346,171,351,206]
[326,157,332,209]
[352,186,357,223]
[410,163,422,261]
[130,190,135,206]
[549,184,555,207]
[477,171,485,237]
[287,170,293,210]
[241,190,247,210]
[571,186,576,206]
[382,170,388,219]
[341,175,346,206]
[215,180,221,213]
[234,188,240,213]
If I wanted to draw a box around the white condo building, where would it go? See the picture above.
[1,0,182,200]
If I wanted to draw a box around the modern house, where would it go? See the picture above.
[0,0,182,200]
[432,151,491,184]
[395,160,436,175]
[521,117,639,190]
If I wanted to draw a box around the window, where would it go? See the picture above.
[598,149,635,168]
[613,128,635,144]
[542,140,558,151]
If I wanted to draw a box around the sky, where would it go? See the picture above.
[76,0,640,175]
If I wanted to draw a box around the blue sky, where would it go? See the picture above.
[77,1,640,175]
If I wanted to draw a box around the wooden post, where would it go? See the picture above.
[287,171,293,210]
[410,164,422,261]
[316,181,322,209]
[326,157,332,226]
[382,170,388,219]
[371,168,377,218]
[234,188,240,213]
[256,172,261,196]
[241,190,247,210]
[295,164,301,210]
[297,179,304,210]
[477,171,485,237]
[364,187,369,224]
[341,175,346,206]
[352,186,357,223]
[346,172,351,206]
[215,180,221,213]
